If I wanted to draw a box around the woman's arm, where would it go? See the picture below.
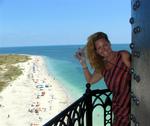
[75,48,103,84]
[82,66,103,84]
[120,50,131,68]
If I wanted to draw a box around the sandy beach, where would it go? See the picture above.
[0,55,71,126]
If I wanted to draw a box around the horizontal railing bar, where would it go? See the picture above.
[44,95,86,126]
[44,88,112,126]
[90,89,111,94]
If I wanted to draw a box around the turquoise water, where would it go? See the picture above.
[0,44,130,100]
[0,44,130,125]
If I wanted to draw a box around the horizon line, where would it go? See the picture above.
[0,43,130,48]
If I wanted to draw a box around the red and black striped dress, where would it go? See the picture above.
[102,51,131,126]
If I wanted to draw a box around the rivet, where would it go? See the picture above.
[130,91,134,97]
[132,94,140,106]
[132,114,136,122]
[133,51,140,58]
[130,68,134,74]
[130,114,139,124]
[130,42,135,49]
[133,26,141,34]
[133,97,137,101]
[131,91,140,105]
[129,17,134,24]
[134,74,141,83]
[135,122,140,126]
[133,0,140,11]
[130,114,134,120]
[136,99,140,105]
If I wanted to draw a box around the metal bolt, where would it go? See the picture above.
[131,91,140,105]
[130,42,135,49]
[136,99,140,105]
[130,114,134,120]
[130,68,134,74]
[133,0,141,11]
[130,91,134,97]
[135,121,139,126]
[133,96,140,105]
[129,17,135,24]
[133,96,137,101]
[133,26,141,34]
[130,114,140,125]
[133,51,140,58]
[134,74,141,83]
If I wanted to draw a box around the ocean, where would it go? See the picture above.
[0,44,130,125]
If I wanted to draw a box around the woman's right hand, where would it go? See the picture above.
[75,48,86,66]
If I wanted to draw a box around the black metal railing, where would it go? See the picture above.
[44,83,112,126]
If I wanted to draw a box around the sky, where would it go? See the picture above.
[0,0,131,47]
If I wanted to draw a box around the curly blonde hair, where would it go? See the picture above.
[86,32,110,71]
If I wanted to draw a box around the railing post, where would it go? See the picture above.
[85,83,92,126]
[104,96,112,126]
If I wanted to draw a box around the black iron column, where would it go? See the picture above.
[85,83,93,126]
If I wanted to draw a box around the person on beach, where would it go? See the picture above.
[75,32,131,126]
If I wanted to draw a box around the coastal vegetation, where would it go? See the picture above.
[0,54,31,92]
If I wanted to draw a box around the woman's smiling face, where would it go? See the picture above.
[95,38,112,58]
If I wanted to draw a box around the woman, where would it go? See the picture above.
[75,32,131,126]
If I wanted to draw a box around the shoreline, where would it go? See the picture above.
[0,55,72,126]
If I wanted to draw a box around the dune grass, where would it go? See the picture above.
[0,54,31,92]
[0,54,31,65]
